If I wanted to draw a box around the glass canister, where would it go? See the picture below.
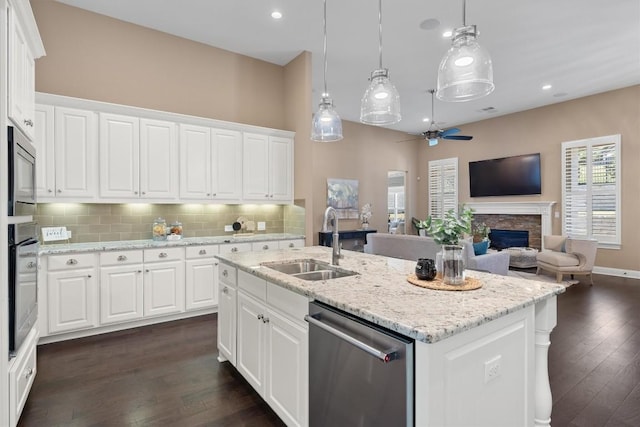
[152,217,167,241]
[170,220,183,238]
[442,244,465,285]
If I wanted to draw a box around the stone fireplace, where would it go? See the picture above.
[466,202,556,251]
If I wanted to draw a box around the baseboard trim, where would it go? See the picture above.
[593,266,640,280]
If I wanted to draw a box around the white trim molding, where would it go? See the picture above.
[465,201,556,249]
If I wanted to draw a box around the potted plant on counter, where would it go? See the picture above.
[419,206,474,285]
[472,222,491,255]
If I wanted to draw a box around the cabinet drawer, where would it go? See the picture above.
[18,256,38,274]
[47,253,97,271]
[252,241,276,252]
[219,242,252,254]
[219,263,237,287]
[100,250,143,266]
[144,247,184,262]
[239,270,267,301]
[186,245,219,259]
[9,329,38,426]
[267,282,309,323]
[278,239,304,249]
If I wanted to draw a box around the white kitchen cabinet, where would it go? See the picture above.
[99,250,144,325]
[278,239,305,250]
[46,253,99,334]
[34,104,55,198]
[7,0,42,141]
[242,133,293,203]
[217,263,237,365]
[100,114,178,201]
[53,106,98,199]
[219,242,252,255]
[180,124,242,202]
[252,241,277,252]
[8,328,38,427]
[143,248,185,317]
[185,245,219,311]
[234,271,309,427]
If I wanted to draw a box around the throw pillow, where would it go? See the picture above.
[473,240,489,256]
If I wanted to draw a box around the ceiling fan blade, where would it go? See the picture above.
[440,127,460,137]
[443,135,473,141]
[428,138,439,146]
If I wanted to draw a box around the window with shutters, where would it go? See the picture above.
[562,134,620,248]
[428,158,458,219]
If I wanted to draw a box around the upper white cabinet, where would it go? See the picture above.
[7,0,44,141]
[34,104,55,198]
[243,133,292,203]
[179,124,242,202]
[53,107,99,199]
[100,113,178,201]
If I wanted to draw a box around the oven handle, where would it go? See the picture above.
[304,314,398,363]
[16,237,39,247]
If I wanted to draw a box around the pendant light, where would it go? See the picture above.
[360,0,401,125]
[436,0,494,102]
[311,0,343,142]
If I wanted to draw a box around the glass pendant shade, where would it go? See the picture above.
[360,69,401,125]
[436,25,494,102]
[311,95,343,142]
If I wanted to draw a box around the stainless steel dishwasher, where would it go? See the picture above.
[305,301,414,427]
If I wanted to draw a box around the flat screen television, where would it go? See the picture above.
[469,153,541,197]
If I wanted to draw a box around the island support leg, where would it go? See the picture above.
[534,296,557,427]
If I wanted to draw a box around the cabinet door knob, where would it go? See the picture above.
[199,249,207,255]
[137,270,142,273]
[25,368,34,379]
[262,317,270,324]
[222,286,228,294]
[262,245,269,250]
[222,270,228,277]
[231,247,238,253]
[270,194,274,198]
[26,261,36,269]
[289,243,295,248]
[117,255,127,261]
[265,194,269,198]
[47,189,52,193]
[87,275,92,278]
[145,269,150,273]
[257,314,264,320]
[142,191,146,195]
[159,252,168,258]
[206,193,211,197]
[134,191,138,195]
[24,119,33,127]
[212,193,217,197]
[57,189,62,193]
[66,258,78,265]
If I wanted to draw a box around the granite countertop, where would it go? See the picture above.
[216,246,565,344]
[39,233,305,255]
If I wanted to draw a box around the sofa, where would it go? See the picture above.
[364,233,511,276]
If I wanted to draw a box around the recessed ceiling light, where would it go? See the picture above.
[442,30,453,38]
[271,11,282,19]
[542,84,552,90]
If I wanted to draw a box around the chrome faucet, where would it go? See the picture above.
[323,206,341,265]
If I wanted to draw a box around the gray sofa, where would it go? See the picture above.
[364,233,511,276]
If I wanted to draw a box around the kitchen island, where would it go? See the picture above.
[216,246,564,427]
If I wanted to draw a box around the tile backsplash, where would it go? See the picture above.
[35,203,306,244]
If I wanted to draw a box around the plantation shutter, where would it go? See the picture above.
[562,135,620,247]
[428,158,458,219]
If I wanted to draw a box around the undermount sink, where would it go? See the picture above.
[261,259,358,281]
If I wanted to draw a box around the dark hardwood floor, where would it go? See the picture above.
[18,273,640,426]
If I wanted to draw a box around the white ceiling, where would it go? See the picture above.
[56,0,640,135]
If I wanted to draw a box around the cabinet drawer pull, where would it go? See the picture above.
[134,191,138,195]
[257,314,264,320]
[145,269,150,273]
[222,287,228,294]
[47,189,52,193]
[87,274,92,278]
[262,317,270,324]
[25,368,34,379]
[66,258,78,265]
[289,243,295,248]
[57,189,62,193]
[24,119,33,127]
[231,247,238,253]
[262,245,269,250]
[142,191,146,195]
[158,252,168,258]
[222,270,228,277]
[117,255,127,261]
[137,270,142,273]
[26,261,36,269]
[199,249,207,255]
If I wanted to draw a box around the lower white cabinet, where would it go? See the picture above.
[185,245,219,311]
[9,328,38,427]
[233,270,309,427]
[217,263,237,365]
[99,250,144,325]
[45,253,99,334]
[143,248,185,317]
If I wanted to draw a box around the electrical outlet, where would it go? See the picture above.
[224,225,233,232]
[257,222,266,231]
[484,355,502,383]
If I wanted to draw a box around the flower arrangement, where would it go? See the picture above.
[473,222,491,243]
[418,206,474,245]
[360,203,372,225]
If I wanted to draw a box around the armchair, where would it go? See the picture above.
[536,235,597,284]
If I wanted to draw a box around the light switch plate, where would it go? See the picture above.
[257,222,266,231]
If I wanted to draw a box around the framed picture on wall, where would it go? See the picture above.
[327,178,359,219]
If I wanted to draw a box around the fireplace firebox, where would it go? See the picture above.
[489,229,529,250]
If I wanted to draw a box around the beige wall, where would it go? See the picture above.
[418,86,640,271]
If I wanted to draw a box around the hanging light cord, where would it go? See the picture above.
[462,0,467,26]
[322,0,328,96]
[377,0,383,69]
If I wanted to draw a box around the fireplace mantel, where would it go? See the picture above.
[465,201,556,249]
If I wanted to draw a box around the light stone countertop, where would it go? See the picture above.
[216,246,565,344]
[38,233,305,255]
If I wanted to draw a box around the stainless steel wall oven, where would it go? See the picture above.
[8,125,36,217]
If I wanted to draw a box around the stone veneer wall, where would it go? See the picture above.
[473,214,542,250]
[35,203,306,244]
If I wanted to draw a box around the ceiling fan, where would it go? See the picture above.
[422,89,473,147]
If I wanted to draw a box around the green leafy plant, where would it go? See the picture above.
[419,206,474,245]
[473,222,491,242]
